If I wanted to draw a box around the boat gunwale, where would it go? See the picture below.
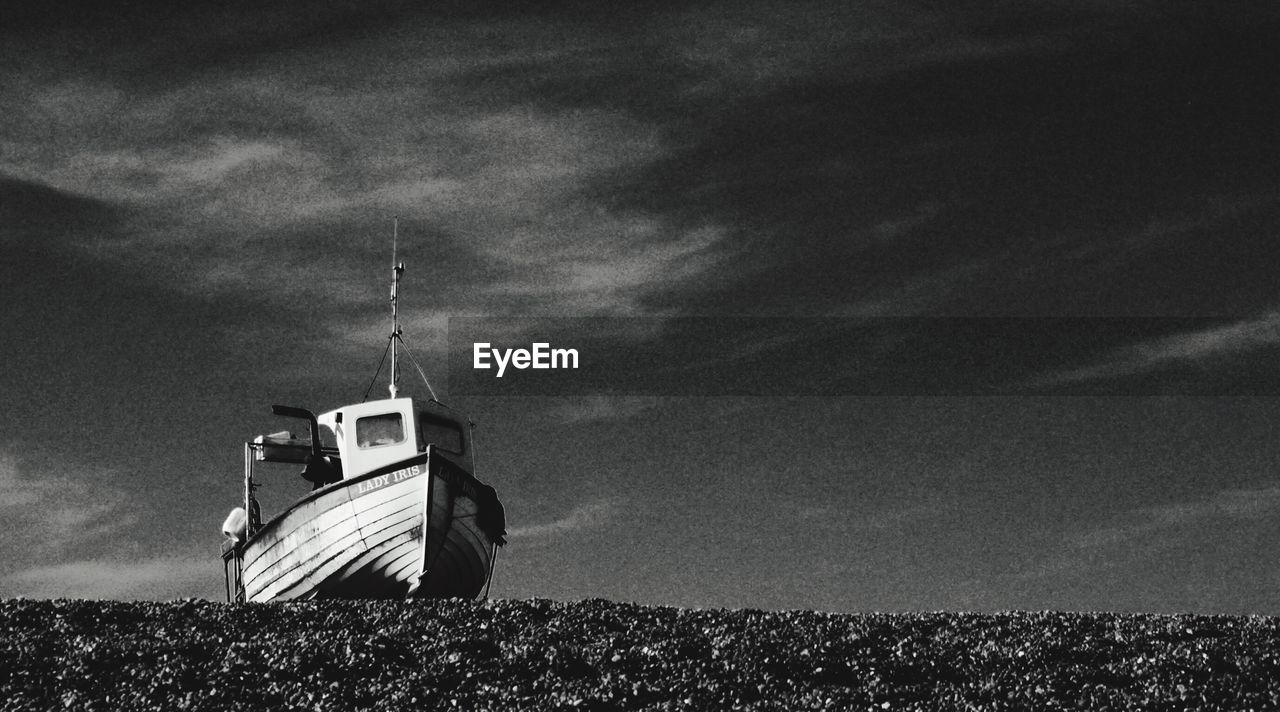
[245,450,432,551]
[245,446,504,551]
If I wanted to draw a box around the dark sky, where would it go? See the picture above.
[4,1,1280,613]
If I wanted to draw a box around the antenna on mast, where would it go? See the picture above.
[389,217,404,398]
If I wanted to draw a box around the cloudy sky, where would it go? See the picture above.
[4,1,1280,614]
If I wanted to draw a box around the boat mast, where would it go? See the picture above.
[389,217,404,398]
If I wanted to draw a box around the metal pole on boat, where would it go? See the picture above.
[389,217,404,399]
[238,441,253,602]
[243,443,252,538]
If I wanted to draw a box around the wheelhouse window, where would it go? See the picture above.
[420,413,464,454]
[356,413,405,449]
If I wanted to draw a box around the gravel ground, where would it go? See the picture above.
[3,597,1280,711]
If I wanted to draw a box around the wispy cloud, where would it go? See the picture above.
[0,449,134,558]
[0,450,42,508]
[1017,484,1280,583]
[1028,313,1280,389]
[1070,486,1280,551]
[547,397,663,425]
[667,2,1061,99]
[792,500,942,534]
[2,45,730,320]
[2,555,212,600]
[506,498,619,540]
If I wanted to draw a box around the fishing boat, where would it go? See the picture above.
[220,225,505,602]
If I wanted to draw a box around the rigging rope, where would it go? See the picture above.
[394,335,440,402]
[362,335,394,402]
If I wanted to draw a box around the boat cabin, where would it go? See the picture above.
[318,397,472,478]
[254,397,473,485]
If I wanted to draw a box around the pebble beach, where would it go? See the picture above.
[3,597,1279,710]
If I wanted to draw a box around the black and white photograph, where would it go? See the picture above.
[4,1,1280,709]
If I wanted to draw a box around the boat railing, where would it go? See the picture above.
[223,440,267,603]
[226,434,341,602]
[221,539,244,603]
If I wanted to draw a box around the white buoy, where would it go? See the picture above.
[222,507,248,542]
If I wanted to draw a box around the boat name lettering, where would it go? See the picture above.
[390,464,422,482]
[473,342,578,378]
[356,475,390,494]
[356,465,421,496]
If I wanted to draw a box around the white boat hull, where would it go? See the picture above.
[240,450,504,602]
